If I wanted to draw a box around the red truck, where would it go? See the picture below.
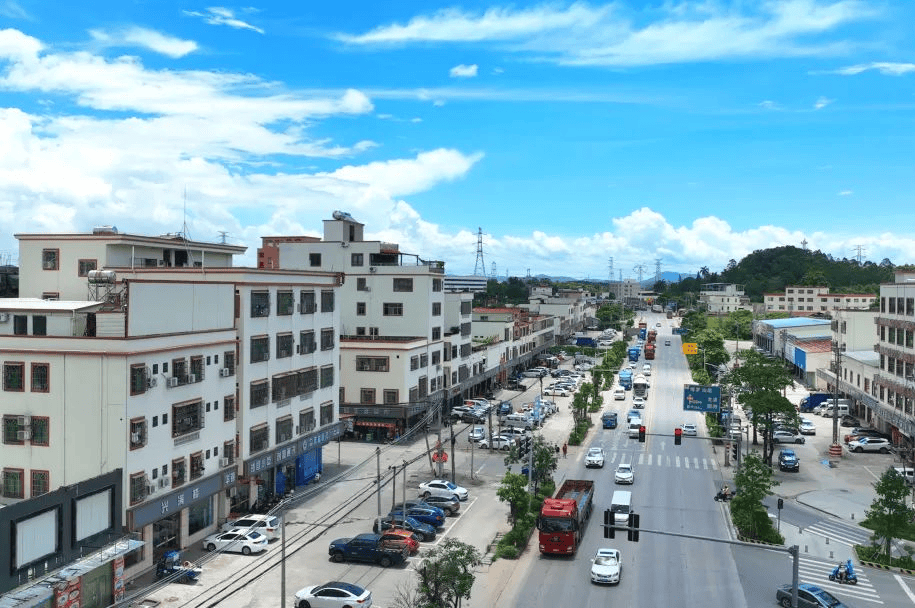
[647,330,657,344]
[644,343,656,360]
[537,479,594,555]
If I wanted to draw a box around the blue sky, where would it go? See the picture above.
[1,1,913,280]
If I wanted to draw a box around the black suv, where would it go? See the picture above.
[779,449,800,472]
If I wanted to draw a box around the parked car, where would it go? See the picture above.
[388,507,444,528]
[372,515,436,541]
[779,449,800,472]
[202,530,269,555]
[543,386,569,397]
[848,437,891,453]
[841,415,861,428]
[416,495,460,515]
[467,426,486,442]
[418,479,469,501]
[585,447,605,468]
[772,429,805,444]
[221,514,280,541]
[614,463,634,484]
[294,582,373,608]
[775,583,851,608]
[590,548,622,584]
[844,428,885,444]
[328,533,409,567]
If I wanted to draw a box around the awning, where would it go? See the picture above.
[355,421,396,429]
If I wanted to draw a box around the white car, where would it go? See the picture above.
[614,463,634,484]
[467,426,486,442]
[294,582,373,608]
[772,429,805,444]
[642,364,652,376]
[202,529,269,555]
[543,387,569,397]
[800,419,816,435]
[590,548,622,584]
[681,423,698,437]
[613,388,626,400]
[585,447,605,468]
[478,435,514,450]
[419,479,469,501]
[632,397,646,409]
[221,514,280,541]
[848,437,891,453]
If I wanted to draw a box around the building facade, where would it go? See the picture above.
[763,286,877,315]
[699,283,751,315]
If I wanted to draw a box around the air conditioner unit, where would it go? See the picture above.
[0,313,9,323]
[188,374,197,384]
[16,416,30,427]
[158,478,169,488]
[167,377,179,388]
[147,377,157,388]
[369,266,377,273]
[17,430,31,441]
[341,241,349,248]
[219,457,230,468]
[157,260,167,267]
[146,482,156,495]
[131,432,141,444]
[219,368,231,378]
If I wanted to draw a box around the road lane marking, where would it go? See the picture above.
[894,574,915,604]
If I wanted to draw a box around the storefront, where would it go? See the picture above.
[353,418,399,442]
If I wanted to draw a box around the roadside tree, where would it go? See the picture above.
[390,538,481,608]
[731,453,782,543]
[865,468,914,559]
[497,472,530,523]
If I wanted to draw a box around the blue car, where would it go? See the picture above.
[389,506,445,528]
[373,515,437,541]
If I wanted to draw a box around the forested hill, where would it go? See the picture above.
[716,246,894,300]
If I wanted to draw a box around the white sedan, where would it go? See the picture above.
[294,582,373,608]
[681,423,698,437]
[543,387,569,397]
[585,447,605,468]
[202,530,268,555]
[418,479,469,501]
[590,548,622,584]
[614,464,634,484]
[632,397,646,409]
[478,435,514,450]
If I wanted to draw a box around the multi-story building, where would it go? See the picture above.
[763,286,877,316]
[699,283,751,315]
[1,229,343,593]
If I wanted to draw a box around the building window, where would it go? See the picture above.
[433,279,442,292]
[188,499,212,536]
[224,395,236,421]
[190,452,205,480]
[300,290,316,314]
[369,327,379,337]
[320,365,334,388]
[31,363,50,392]
[172,458,187,487]
[383,303,403,316]
[276,416,293,444]
[13,315,26,335]
[130,365,147,395]
[2,469,24,498]
[276,290,294,316]
[223,440,236,464]
[351,253,364,266]
[224,351,235,375]
[277,333,294,359]
[299,330,316,354]
[297,368,317,395]
[272,372,296,402]
[32,316,47,336]
[321,290,335,313]
[190,356,204,382]
[28,416,49,446]
[420,353,428,367]
[172,358,188,384]
[299,409,315,434]
[2,416,23,444]
[172,401,204,437]
[250,424,270,453]
[357,302,366,316]
[383,390,399,404]
[360,388,376,404]
[251,291,270,317]
[321,328,335,351]
[432,327,441,340]
[356,327,366,336]
[42,249,59,271]
[357,278,368,291]
[356,356,389,372]
[250,380,270,408]
[393,278,413,292]
[320,402,334,426]
[130,417,147,450]
[4,363,24,391]
[309,253,321,267]
[78,259,97,277]
[432,351,441,365]
[410,356,419,371]
[129,472,146,505]
[432,302,441,316]
[251,336,270,363]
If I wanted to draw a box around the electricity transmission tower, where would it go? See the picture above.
[633,264,647,284]
[473,227,486,276]
[654,259,662,282]
[852,245,866,264]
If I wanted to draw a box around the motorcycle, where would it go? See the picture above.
[714,488,738,502]
[828,559,858,585]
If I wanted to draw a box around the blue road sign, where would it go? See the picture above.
[683,384,721,412]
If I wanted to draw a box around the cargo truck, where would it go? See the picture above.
[799,393,830,412]
[575,337,597,347]
[644,343,656,360]
[537,479,594,555]
[632,374,648,398]
[647,330,657,343]
[628,346,641,362]
[618,369,633,389]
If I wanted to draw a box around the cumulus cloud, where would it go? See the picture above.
[814,96,833,109]
[449,63,478,78]
[838,190,852,196]
[89,26,198,58]
[183,7,264,34]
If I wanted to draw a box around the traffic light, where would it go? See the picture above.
[628,512,640,542]
[674,427,682,446]
[731,441,738,461]
[639,426,646,443]
[603,509,615,539]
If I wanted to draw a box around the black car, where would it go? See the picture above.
[775,583,850,608]
[840,416,860,428]
[779,449,800,472]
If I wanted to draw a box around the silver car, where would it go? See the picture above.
[772,429,805,444]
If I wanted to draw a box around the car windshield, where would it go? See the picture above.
[594,556,618,566]
[588,449,602,456]
[617,466,631,473]
[540,517,574,532]
[811,589,841,606]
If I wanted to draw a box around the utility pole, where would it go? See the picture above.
[829,343,843,459]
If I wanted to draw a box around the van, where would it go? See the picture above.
[820,399,851,417]
[894,467,915,486]
[628,421,642,438]
[610,490,632,525]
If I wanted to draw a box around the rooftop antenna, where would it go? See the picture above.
[218,231,229,244]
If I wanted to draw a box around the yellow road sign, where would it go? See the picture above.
[683,343,698,355]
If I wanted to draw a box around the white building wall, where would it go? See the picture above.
[17,239,110,300]
[127,282,236,336]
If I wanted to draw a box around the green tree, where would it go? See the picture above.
[866,469,914,558]
[496,472,530,523]
[730,453,781,542]
[413,538,482,608]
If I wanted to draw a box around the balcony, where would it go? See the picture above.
[174,431,200,446]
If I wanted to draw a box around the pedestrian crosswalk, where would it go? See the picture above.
[802,518,873,548]
[785,553,883,604]
[601,449,719,470]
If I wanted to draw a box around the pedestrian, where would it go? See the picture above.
[562,443,567,458]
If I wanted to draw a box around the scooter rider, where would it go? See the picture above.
[836,562,847,582]
[721,484,730,500]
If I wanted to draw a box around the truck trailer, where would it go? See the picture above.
[628,346,641,362]
[537,479,594,555]
[644,343,656,359]
[619,369,633,389]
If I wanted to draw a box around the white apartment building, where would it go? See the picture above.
[607,279,641,303]
[699,283,751,315]
[764,286,877,315]
[831,309,878,353]
[1,230,342,589]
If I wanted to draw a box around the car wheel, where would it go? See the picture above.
[242,546,251,556]
[414,532,426,542]
[452,495,460,502]
[880,447,889,454]
[422,491,432,499]
[501,445,510,451]
[380,555,393,567]
[780,598,792,608]
[298,602,311,608]
[854,447,863,453]
[206,543,216,551]
[796,439,803,444]
[331,551,345,563]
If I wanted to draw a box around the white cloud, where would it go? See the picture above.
[838,189,852,196]
[449,63,479,78]
[0,1,29,19]
[336,1,876,67]
[492,67,504,75]
[758,100,779,110]
[432,99,445,107]
[183,7,264,34]
[825,61,915,76]
[89,27,198,58]
[814,96,833,109]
